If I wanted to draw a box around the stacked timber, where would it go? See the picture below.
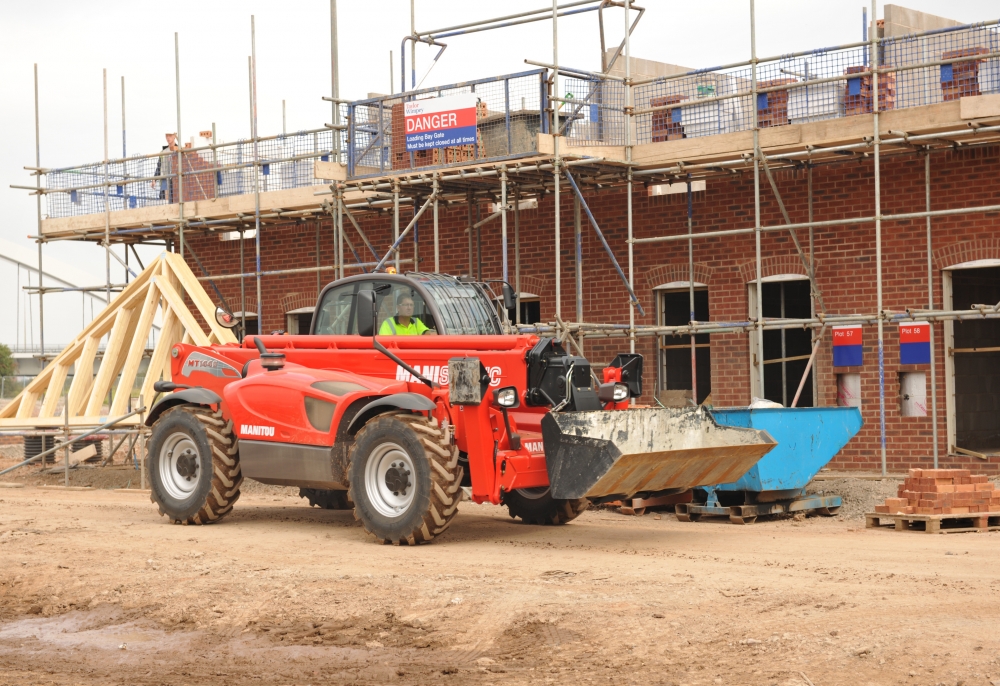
[876,468,1000,515]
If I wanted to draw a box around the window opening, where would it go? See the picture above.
[285,307,314,335]
[234,313,258,337]
[657,289,710,406]
[950,266,1000,454]
[519,298,541,325]
[761,279,813,407]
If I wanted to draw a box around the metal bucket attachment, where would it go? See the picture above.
[541,407,777,501]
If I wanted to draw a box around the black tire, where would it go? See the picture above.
[299,488,352,510]
[348,412,461,545]
[148,405,242,525]
[502,487,589,525]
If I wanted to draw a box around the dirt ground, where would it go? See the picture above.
[2,463,1000,686]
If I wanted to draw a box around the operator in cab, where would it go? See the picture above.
[378,295,437,335]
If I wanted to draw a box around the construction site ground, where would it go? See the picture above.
[2,454,1000,686]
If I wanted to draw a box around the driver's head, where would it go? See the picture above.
[396,295,415,315]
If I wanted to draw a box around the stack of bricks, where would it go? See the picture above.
[650,95,687,142]
[940,47,989,101]
[843,66,896,116]
[875,468,1000,515]
[755,79,796,128]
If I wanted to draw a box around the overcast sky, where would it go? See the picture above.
[0,1,994,347]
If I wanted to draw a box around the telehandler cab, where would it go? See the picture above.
[145,272,775,544]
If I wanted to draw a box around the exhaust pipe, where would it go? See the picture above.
[542,407,777,501]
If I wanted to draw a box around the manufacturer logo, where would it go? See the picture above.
[181,352,242,379]
[524,440,544,453]
[240,424,275,437]
[395,364,502,387]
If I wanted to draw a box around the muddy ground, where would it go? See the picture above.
[1,466,999,685]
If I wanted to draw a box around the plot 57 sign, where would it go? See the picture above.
[404,94,478,153]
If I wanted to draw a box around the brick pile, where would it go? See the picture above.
[940,47,989,101]
[875,468,1000,515]
[756,79,796,128]
[843,66,896,116]
[650,95,687,142]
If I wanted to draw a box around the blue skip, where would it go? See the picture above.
[675,407,863,524]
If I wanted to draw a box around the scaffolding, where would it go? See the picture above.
[9,1,1000,478]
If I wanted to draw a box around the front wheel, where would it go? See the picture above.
[348,413,462,545]
[148,405,242,525]
[502,487,589,525]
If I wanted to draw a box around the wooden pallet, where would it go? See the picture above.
[609,492,692,516]
[865,511,1000,534]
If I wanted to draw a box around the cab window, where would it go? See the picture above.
[374,282,436,334]
[313,283,356,334]
[314,280,438,335]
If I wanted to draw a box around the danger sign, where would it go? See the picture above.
[404,94,478,152]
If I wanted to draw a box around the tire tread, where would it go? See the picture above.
[149,406,242,525]
[348,413,462,545]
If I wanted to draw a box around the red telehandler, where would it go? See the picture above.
[145,272,775,544]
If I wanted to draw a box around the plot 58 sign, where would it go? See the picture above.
[404,94,478,152]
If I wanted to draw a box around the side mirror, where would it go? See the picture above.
[215,306,239,329]
[501,283,517,310]
[356,289,376,337]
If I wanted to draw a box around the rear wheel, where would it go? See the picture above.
[148,405,242,525]
[299,488,352,510]
[348,413,461,545]
[502,487,589,525]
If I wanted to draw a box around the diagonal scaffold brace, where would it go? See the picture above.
[563,168,645,316]
[321,198,370,273]
[374,190,439,273]
[759,154,827,315]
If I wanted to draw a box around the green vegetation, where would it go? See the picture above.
[0,343,15,378]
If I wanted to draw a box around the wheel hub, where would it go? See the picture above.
[175,450,198,480]
[364,442,416,518]
[158,432,202,501]
[384,462,411,496]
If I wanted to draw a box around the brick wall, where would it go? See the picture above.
[182,144,1000,474]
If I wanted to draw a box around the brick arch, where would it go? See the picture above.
[738,255,811,283]
[515,274,549,296]
[280,292,318,313]
[933,239,1000,270]
[643,262,715,290]
[233,296,257,314]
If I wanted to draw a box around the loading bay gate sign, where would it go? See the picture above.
[404,94,478,152]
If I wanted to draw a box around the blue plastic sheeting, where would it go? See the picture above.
[709,407,863,492]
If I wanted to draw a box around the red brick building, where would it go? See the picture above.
[182,142,1000,475]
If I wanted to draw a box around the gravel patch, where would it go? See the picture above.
[808,478,903,520]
